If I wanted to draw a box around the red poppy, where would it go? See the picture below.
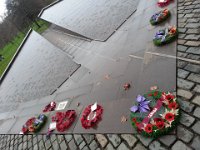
[148,93,152,96]
[154,118,163,123]
[168,102,178,110]
[144,124,153,133]
[156,121,165,129]
[165,113,175,122]
[154,91,158,96]
[132,118,137,123]
[165,94,174,101]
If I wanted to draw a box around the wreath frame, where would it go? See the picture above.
[153,27,178,46]
[130,90,180,138]
[51,110,76,132]
[150,9,171,25]
[81,104,103,129]
[22,114,47,134]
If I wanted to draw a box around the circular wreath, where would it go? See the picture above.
[150,9,170,25]
[22,114,47,134]
[81,104,103,129]
[130,90,180,138]
[43,102,56,112]
[157,0,173,7]
[52,110,76,132]
[153,26,178,46]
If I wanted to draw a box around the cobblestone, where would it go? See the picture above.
[188,73,200,83]
[177,89,193,99]
[177,78,195,90]
[133,143,147,150]
[192,95,200,106]
[137,135,153,147]
[149,141,167,150]
[105,143,115,150]
[180,111,195,127]
[184,63,200,73]
[107,134,121,148]
[178,45,188,52]
[186,47,200,54]
[193,84,200,93]
[159,135,176,147]
[117,142,129,150]
[121,134,137,148]
[89,140,99,150]
[172,141,192,150]
[193,107,200,119]
[190,135,200,150]
[192,121,200,135]
[96,134,108,148]
[177,126,194,143]
[178,99,195,112]
[83,134,94,144]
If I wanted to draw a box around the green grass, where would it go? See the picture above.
[0,20,50,77]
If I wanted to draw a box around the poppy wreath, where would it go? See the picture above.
[43,102,56,112]
[157,0,174,7]
[130,90,180,138]
[150,9,170,25]
[22,114,47,134]
[51,110,76,132]
[81,104,103,129]
[153,26,178,46]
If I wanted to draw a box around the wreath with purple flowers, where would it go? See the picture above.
[130,90,180,138]
[150,9,170,25]
[153,26,178,46]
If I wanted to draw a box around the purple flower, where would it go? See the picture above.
[130,95,150,113]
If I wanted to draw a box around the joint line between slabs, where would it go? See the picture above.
[146,52,200,65]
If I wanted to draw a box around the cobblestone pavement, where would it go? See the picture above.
[0,0,200,149]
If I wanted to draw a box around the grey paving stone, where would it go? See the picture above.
[60,141,68,150]
[188,73,200,83]
[79,141,86,150]
[180,111,195,127]
[191,136,200,150]
[82,146,90,150]
[68,139,77,150]
[105,143,115,150]
[178,60,188,68]
[178,69,190,79]
[38,140,45,150]
[185,23,200,28]
[185,41,200,47]
[178,28,187,33]
[89,140,98,150]
[121,134,137,148]
[83,134,94,144]
[44,139,52,150]
[178,99,195,112]
[33,144,39,150]
[192,121,200,134]
[52,139,60,150]
[172,141,192,150]
[177,126,194,143]
[193,107,200,119]
[177,89,193,99]
[185,64,200,73]
[177,78,195,90]
[193,84,200,93]
[178,39,186,44]
[107,134,121,148]
[159,135,176,147]
[133,143,147,150]
[186,54,200,60]
[57,135,65,144]
[64,134,72,142]
[184,34,200,40]
[192,96,200,106]
[50,135,57,142]
[74,134,84,145]
[186,29,199,34]
[178,45,188,52]
[117,142,129,150]
[96,134,108,148]
[137,135,153,147]
[186,47,200,54]
[178,52,188,58]
[149,141,167,150]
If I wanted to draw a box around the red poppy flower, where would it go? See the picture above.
[132,118,137,123]
[166,94,174,101]
[165,113,175,122]
[148,93,152,96]
[168,102,178,110]
[156,121,165,129]
[144,124,153,133]
[154,118,163,123]
[154,91,158,96]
